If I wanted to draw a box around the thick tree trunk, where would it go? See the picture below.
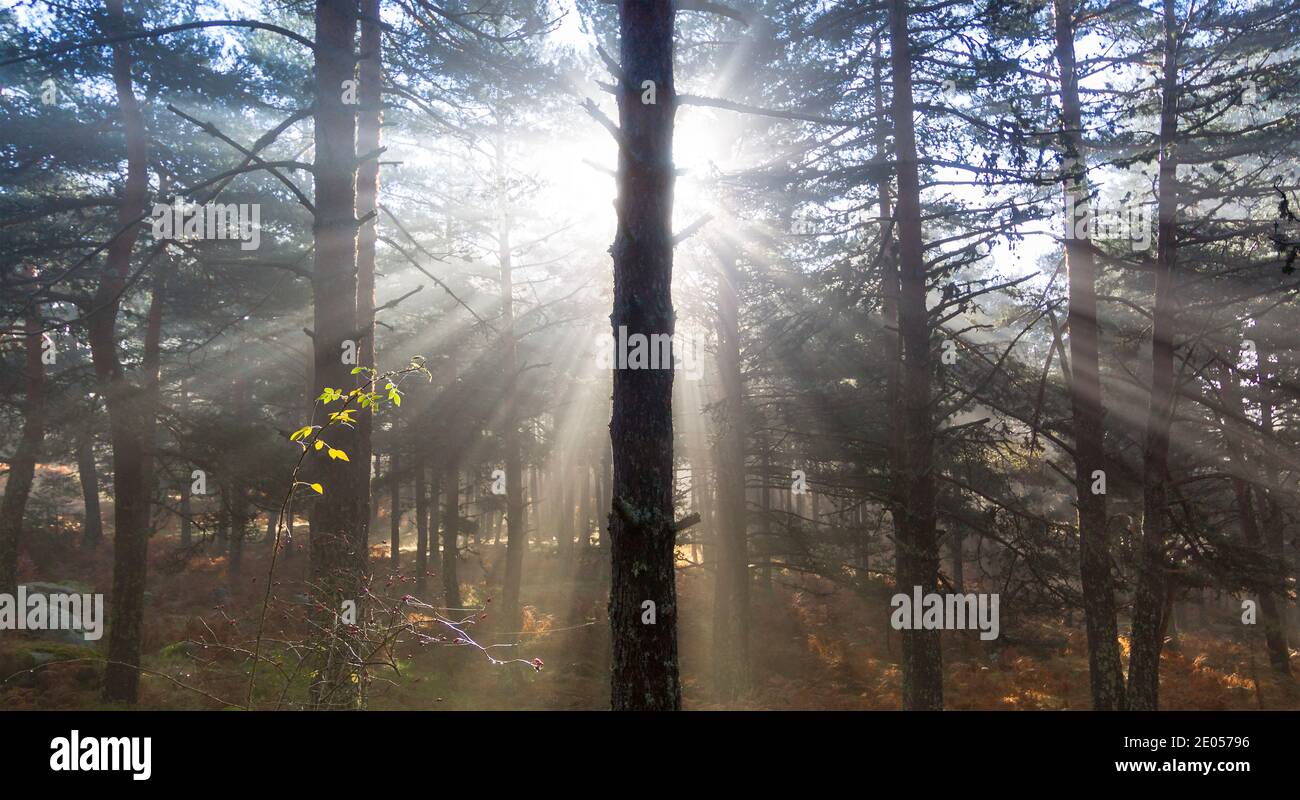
[96,0,152,705]
[356,0,381,556]
[0,298,47,597]
[607,0,680,711]
[307,0,364,710]
[887,0,943,710]
[1128,0,1180,711]
[873,32,906,603]
[1052,0,1127,711]
[711,241,750,699]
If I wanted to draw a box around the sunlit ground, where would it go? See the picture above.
[4,517,1295,710]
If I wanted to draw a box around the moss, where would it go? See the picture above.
[159,640,197,660]
[0,639,100,686]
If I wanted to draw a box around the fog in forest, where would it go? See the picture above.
[1,0,1299,712]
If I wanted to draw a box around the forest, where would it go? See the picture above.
[0,0,1298,713]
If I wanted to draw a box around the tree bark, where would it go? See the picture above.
[443,466,461,610]
[578,463,592,551]
[710,240,750,699]
[1128,0,1180,711]
[415,452,428,590]
[307,0,364,710]
[1052,0,1127,711]
[95,0,152,705]
[427,466,441,573]
[77,420,103,549]
[176,382,190,548]
[1251,346,1291,676]
[607,0,681,711]
[0,294,47,597]
[758,437,772,591]
[390,448,401,571]
[558,455,575,562]
[356,0,381,556]
[873,30,905,602]
[228,376,249,578]
[887,0,943,710]
[140,263,166,547]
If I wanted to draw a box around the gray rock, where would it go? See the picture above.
[12,583,103,644]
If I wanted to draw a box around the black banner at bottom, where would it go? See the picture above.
[0,710,1288,787]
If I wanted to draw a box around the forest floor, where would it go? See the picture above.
[2,525,1298,710]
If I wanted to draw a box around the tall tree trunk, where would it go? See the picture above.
[876,43,905,576]
[597,436,611,586]
[307,0,364,710]
[1252,346,1291,676]
[95,0,152,705]
[711,240,750,699]
[949,527,964,593]
[470,478,480,546]
[0,294,47,597]
[887,0,943,710]
[558,455,574,562]
[501,262,527,626]
[356,0,381,557]
[758,437,772,591]
[443,466,461,610]
[1052,0,1126,711]
[228,376,250,578]
[1128,0,1180,711]
[415,452,428,591]
[578,463,592,551]
[140,264,166,548]
[216,488,230,550]
[77,420,103,549]
[495,158,527,627]
[390,448,401,571]
[176,382,190,548]
[607,0,680,711]
[428,466,441,573]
